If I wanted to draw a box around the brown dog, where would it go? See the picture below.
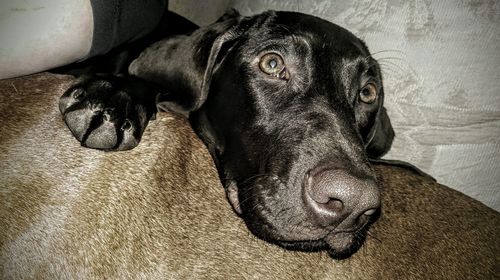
[0,73,498,279]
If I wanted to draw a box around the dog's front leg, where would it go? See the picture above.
[59,74,160,151]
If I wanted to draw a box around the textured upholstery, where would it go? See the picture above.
[170,0,500,211]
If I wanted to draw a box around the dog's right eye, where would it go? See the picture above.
[259,53,289,80]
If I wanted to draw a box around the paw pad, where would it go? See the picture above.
[59,75,156,151]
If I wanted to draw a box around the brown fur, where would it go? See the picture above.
[0,73,498,279]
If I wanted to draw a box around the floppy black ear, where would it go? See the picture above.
[128,10,243,116]
[365,106,394,159]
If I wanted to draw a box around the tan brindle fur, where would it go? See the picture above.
[0,73,498,279]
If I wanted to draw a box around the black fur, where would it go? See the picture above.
[58,10,395,258]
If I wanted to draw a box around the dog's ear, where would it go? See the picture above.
[128,10,244,116]
[365,106,394,159]
[216,8,241,23]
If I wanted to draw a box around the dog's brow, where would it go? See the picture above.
[296,34,312,49]
[340,57,363,77]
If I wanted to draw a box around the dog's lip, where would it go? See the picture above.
[271,227,362,256]
[225,179,242,214]
[322,219,371,257]
[324,231,353,248]
[271,224,365,244]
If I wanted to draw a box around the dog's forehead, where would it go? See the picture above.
[238,11,377,87]
[249,11,369,57]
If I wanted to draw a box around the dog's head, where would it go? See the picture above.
[130,10,394,258]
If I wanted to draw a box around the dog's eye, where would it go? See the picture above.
[259,53,289,80]
[359,83,377,104]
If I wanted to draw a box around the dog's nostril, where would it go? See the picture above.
[324,198,344,213]
[90,103,103,113]
[363,208,377,216]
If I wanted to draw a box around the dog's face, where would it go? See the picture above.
[131,11,394,258]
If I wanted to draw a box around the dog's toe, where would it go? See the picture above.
[59,75,155,151]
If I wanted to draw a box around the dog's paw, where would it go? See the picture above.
[59,74,157,151]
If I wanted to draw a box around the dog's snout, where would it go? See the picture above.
[304,167,380,227]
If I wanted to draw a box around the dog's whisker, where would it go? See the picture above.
[370,49,404,55]
[377,61,406,76]
[274,205,294,220]
[366,230,381,243]
[376,56,410,66]
[376,55,405,60]
[376,57,414,74]
[377,64,400,76]
[239,173,274,187]
[370,49,405,60]
[237,191,261,208]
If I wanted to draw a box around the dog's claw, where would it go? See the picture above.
[70,88,85,99]
[121,119,132,131]
[59,74,156,151]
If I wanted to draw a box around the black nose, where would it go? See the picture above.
[303,167,380,228]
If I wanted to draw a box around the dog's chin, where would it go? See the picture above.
[324,232,366,259]
[276,231,365,259]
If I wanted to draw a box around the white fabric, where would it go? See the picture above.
[170,0,500,212]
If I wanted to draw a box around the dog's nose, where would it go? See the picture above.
[303,167,380,227]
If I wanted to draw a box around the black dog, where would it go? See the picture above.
[58,10,395,259]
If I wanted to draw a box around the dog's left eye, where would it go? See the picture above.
[359,83,378,104]
[259,53,289,80]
